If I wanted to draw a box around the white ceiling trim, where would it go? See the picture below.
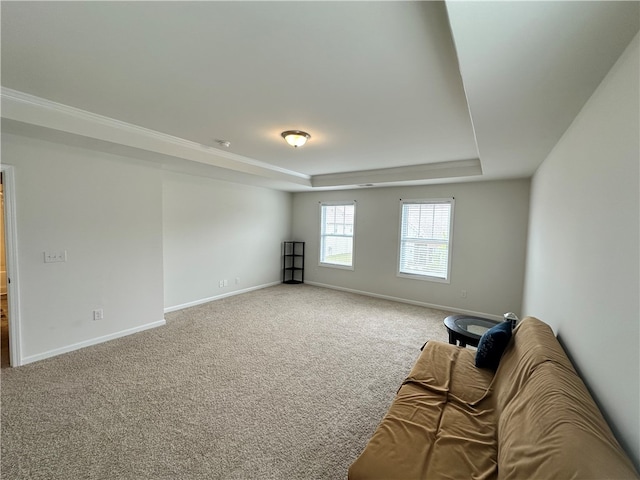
[1,88,488,190]
[311,159,482,188]
[0,87,311,186]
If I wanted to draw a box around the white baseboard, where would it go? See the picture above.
[20,319,166,366]
[305,281,502,321]
[164,281,281,314]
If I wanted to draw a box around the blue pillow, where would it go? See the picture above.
[475,321,513,370]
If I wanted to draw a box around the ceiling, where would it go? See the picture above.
[1,1,638,191]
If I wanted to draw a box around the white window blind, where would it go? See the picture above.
[399,199,454,281]
[320,202,355,268]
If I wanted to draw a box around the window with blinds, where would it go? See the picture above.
[320,202,355,269]
[398,198,454,282]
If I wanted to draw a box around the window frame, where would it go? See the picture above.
[319,201,356,270]
[397,198,455,283]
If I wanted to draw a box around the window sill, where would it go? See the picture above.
[319,262,354,271]
[397,272,450,284]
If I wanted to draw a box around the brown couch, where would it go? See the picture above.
[349,317,639,479]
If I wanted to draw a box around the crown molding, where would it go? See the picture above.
[1,88,485,190]
[0,87,311,185]
[311,159,482,188]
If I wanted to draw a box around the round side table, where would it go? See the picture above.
[443,314,500,348]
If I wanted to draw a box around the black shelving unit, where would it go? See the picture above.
[283,241,305,284]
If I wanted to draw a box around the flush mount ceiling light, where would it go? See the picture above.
[281,130,311,148]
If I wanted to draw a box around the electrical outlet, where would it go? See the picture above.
[223,279,228,287]
[219,280,224,288]
[44,250,67,263]
[460,290,468,299]
[93,309,103,321]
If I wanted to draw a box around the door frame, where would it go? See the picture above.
[2,164,22,366]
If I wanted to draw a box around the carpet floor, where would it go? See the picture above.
[1,284,452,479]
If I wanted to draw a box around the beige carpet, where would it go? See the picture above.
[1,285,452,479]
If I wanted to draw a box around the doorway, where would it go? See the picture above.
[1,165,21,367]
[1,172,9,367]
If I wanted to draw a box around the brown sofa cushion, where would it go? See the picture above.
[348,341,497,480]
[494,317,639,479]
[497,361,639,479]
[491,317,573,414]
[405,339,495,404]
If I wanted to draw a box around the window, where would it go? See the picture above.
[398,198,454,282]
[320,202,355,268]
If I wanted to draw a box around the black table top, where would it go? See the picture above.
[443,314,500,341]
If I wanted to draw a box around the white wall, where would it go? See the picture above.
[292,179,530,318]
[1,131,293,364]
[523,33,639,468]
[162,172,292,311]
[2,133,165,364]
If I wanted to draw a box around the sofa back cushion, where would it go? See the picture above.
[491,317,573,413]
[497,361,639,479]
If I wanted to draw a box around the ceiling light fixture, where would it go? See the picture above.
[281,130,311,148]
